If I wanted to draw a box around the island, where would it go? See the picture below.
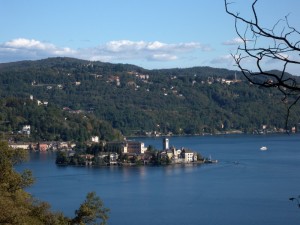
[55,138,216,167]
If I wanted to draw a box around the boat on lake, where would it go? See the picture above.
[260,146,267,151]
[204,155,218,163]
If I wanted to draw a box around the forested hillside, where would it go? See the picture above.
[0,57,299,139]
[0,98,122,142]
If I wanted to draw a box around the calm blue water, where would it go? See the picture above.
[16,134,300,225]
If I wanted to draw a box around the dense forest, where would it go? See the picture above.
[0,98,122,142]
[0,57,299,141]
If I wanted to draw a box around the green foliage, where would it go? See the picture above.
[0,141,66,224]
[0,57,300,137]
[197,152,204,161]
[0,97,122,142]
[0,141,110,224]
[55,151,69,165]
[73,192,110,225]
[0,141,34,193]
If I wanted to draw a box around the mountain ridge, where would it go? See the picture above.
[0,57,299,140]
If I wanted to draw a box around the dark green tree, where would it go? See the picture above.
[72,192,110,225]
[0,141,110,224]
[0,141,34,193]
[55,151,69,165]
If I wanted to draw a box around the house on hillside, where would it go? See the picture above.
[59,142,69,149]
[91,136,99,143]
[22,125,31,135]
[9,142,31,150]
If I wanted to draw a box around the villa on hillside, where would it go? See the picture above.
[9,142,31,150]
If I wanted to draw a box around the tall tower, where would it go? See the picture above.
[163,138,169,150]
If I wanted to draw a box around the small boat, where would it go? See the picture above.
[204,155,218,163]
[260,146,267,151]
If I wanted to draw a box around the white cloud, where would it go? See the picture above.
[0,38,206,64]
[104,40,145,52]
[0,38,77,62]
[54,47,76,55]
[222,37,244,46]
[101,40,205,54]
[149,54,178,61]
[147,41,166,50]
[4,38,50,49]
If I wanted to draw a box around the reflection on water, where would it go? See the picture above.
[16,134,300,225]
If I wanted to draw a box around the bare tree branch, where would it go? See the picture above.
[225,0,300,129]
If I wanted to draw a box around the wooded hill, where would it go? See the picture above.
[0,57,299,140]
[0,98,122,142]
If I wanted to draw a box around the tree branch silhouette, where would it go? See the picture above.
[225,0,300,129]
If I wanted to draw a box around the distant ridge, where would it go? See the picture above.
[0,57,299,137]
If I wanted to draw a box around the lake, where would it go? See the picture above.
[17,134,300,225]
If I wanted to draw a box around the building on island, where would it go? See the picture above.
[54,137,204,167]
[105,138,198,163]
[123,141,147,154]
[105,141,147,155]
[163,138,169,150]
[182,149,197,162]
[160,147,198,163]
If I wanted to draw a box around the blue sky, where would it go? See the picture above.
[1,0,300,74]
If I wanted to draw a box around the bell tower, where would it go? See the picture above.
[163,138,169,150]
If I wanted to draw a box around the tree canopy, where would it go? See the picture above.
[0,141,109,224]
[1,57,300,136]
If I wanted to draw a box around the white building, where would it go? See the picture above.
[123,141,147,154]
[91,136,99,143]
[163,138,169,150]
[10,143,30,150]
[22,125,31,135]
[183,150,197,162]
[110,153,119,162]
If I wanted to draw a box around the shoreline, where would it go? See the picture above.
[56,160,207,168]
[125,131,293,139]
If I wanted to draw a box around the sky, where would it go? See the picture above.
[1,0,300,75]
